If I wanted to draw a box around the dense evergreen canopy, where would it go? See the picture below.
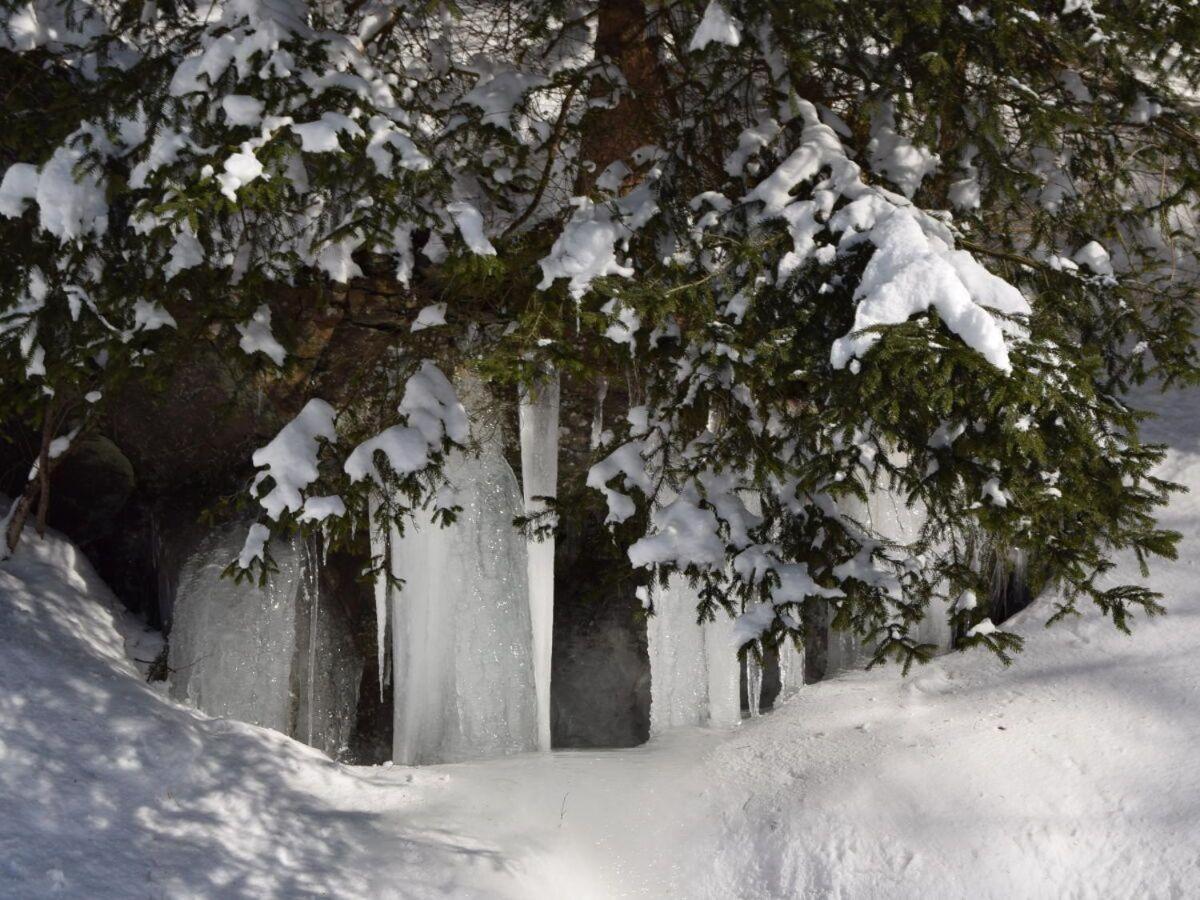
[2,0,1197,666]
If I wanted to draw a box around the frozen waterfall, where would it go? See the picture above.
[167,523,362,758]
[646,577,741,734]
[825,483,956,676]
[386,378,538,765]
[776,638,805,702]
[519,372,560,752]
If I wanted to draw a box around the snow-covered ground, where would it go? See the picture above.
[3,383,1199,899]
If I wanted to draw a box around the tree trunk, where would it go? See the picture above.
[577,0,666,193]
[4,401,60,555]
[4,476,40,555]
[35,417,51,538]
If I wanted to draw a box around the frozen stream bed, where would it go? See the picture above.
[1,380,1199,899]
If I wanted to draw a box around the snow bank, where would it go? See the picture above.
[0,524,525,898]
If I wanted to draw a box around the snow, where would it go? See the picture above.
[163,229,204,280]
[217,149,265,202]
[867,102,939,198]
[519,373,560,752]
[236,303,287,365]
[249,398,338,521]
[3,382,1200,897]
[411,302,447,332]
[222,94,265,126]
[237,521,271,568]
[316,233,365,283]
[461,62,549,131]
[344,362,468,483]
[725,118,781,177]
[131,298,177,332]
[0,163,39,217]
[366,117,430,175]
[537,200,634,300]
[2,145,110,240]
[446,200,497,256]
[292,113,364,154]
[689,2,742,52]
[830,208,1031,373]
[1074,239,1115,277]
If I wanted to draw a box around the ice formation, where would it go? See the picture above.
[745,655,763,718]
[646,576,742,734]
[519,372,560,751]
[825,484,955,676]
[776,638,805,702]
[387,377,538,764]
[167,522,362,757]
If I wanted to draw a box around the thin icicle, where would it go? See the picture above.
[367,493,389,700]
[305,535,319,746]
[745,655,763,718]
[519,370,560,751]
[590,376,608,449]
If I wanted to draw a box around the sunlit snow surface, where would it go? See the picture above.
[2,383,1200,897]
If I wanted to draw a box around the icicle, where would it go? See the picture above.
[776,638,804,701]
[590,376,608,449]
[305,535,320,746]
[647,577,710,734]
[367,494,389,700]
[704,612,741,727]
[745,654,763,718]
[519,370,560,752]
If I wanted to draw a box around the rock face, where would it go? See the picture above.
[550,492,651,748]
[166,521,364,759]
[551,589,650,748]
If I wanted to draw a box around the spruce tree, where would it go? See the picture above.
[1,0,1195,665]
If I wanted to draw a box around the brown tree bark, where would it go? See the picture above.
[576,0,668,194]
[5,400,63,554]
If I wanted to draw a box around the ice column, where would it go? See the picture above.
[367,494,390,698]
[745,656,765,718]
[390,377,538,764]
[705,612,742,727]
[776,638,805,702]
[646,576,742,734]
[292,537,363,759]
[825,479,955,675]
[519,372,560,751]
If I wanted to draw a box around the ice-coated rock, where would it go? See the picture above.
[167,523,362,758]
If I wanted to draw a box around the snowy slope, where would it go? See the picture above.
[2,383,1199,899]
[0,529,514,898]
